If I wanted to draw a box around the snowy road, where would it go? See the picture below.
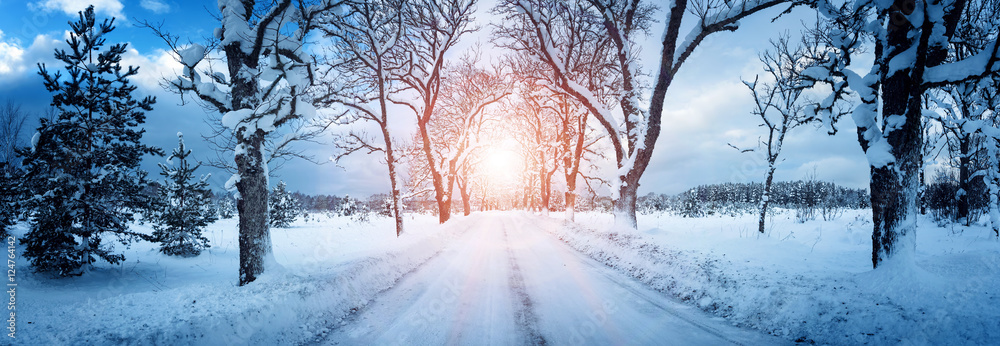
[322,212,785,345]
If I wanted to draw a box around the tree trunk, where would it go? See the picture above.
[992,138,1000,237]
[539,165,550,216]
[458,176,471,216]
[564,191,576,222]
[870,1,925,268]
[378,52,404,237]
[385,143,403,237]
[758,166,776,233]
[613,177,639,229]
[225,36,272,285]
[418,123,449,223]
[237,130,271,286]
[958,135,970,225]
[919,167,926,215]
[563,115,585,223]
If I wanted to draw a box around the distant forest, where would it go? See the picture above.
[193,176,979,225]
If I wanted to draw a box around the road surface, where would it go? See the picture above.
[322,212,786,345]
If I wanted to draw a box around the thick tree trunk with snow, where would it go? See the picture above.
[563,112,586,222]
[217,19,277,284]
[870,3,925,268]
[564,191,576,221]
[613,177,640,229]
[236,130,271,285]
[151,0,336,285]
[223,35,274,285]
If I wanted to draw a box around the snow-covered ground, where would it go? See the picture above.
[11,213,463,344]
[554,209,1000,345]
[11,209,998,345]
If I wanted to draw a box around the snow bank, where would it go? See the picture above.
[13,213,468,344]
[550,210,1000,345]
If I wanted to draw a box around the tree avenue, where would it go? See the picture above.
[8,0,1000,284]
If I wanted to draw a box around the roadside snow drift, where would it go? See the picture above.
[553,210,1000,345]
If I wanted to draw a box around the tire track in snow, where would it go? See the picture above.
[521,213,764,346]
[305,218,472,345]
[501,216,548,345]
[306,247,449,345]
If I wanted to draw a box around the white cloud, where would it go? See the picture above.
[0,29,180,98]
[0,31,62,81]
[31,0,125,19]
[0,31,26,75]
[121,47,183,92]
[140,0,169,14]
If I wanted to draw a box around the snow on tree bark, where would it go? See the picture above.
[148,0,342,285]
[804,0,1000,267]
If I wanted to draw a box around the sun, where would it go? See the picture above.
[477,139,524,187]
[483,149,519,176]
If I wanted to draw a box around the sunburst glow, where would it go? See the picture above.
[481,147,522,183]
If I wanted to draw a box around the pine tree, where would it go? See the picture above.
[150,133,216,256]
[18,6,161,276]
[217,192,236,219]
[0,162,16,239]
[269,181,300,228]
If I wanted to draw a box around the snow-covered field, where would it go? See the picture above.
[554,209,1000,345]
[10,209,999,345]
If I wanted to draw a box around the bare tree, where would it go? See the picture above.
[922,0,1000,226]
[0,100,28,168]
[552,92,600,222]
[494,2,612,221]
[737,36,837,234]
[508,83,562,215]
[0,99,28,238]
[927,81,992,226]
[495,0,802,228]
[146,0,343,285]
[980,75,1000,236]
[315,0,407,236]
[803,0,1000,267]
[391,0,481,223]
[405,52,511,220]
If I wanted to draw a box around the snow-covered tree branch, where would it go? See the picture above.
[146,0,344,285]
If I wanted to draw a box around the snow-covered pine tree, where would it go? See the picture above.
[217,192,236,219]
[338,194,369,221]
[19,6,161,276]
[269,181,300,228]
[151,133,216,257]
[0,162,15,239]
[1,101,28,237]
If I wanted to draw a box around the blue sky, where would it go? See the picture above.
[0,0,870,198]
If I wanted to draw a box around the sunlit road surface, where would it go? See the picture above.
[322,212,787,345]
